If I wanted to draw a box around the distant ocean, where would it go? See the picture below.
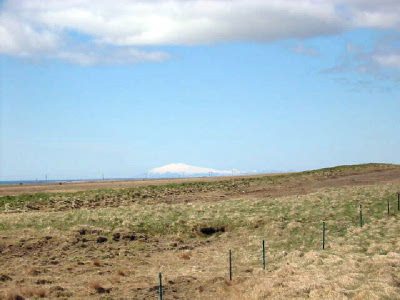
[0,177,156,185]
[0,180,85,185]
[0,179,140,186]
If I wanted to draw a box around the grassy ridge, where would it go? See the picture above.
[1,163,398,212]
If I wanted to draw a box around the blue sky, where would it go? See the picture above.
[0,0,399,180]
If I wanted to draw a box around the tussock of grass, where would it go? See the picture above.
[88,282,110,294]
[4,291,25,300]
[93,259,101,266]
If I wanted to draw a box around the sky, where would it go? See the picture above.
[0,0,399,180]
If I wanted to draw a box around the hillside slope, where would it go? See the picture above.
[0,163,399,299]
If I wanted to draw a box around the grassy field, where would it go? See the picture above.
[0,163,399,299]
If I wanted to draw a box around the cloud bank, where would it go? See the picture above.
[0,0,399,65]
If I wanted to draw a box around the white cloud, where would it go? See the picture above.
[9,0,345,45]
[372,54,400,70]
[149,163,234,175]
[290,42,319,56]
[323,39,400,84]
[54,47,172,66]
[0,14,60,56]
[0,9,172,65]
[341,0,400,29]
[0,0,400,65]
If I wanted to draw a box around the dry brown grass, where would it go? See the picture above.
[4,287,46,299]
[22,287,46,298]
[26,268,41,276]
[88,282,110,294]
[180,252,191,260]
[0,165,399,299]
[213,250,400,299]
[109,276,120,284]
[4,291,25,300]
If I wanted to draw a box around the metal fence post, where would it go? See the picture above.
[398,193,400,211]
[387,199,390,217]
[158,272,163,300]
[229,249,232,281]
[262,240,266,269]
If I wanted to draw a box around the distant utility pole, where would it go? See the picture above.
[209,172,213,177]
[45,174,48,182]
[102,173,104,180]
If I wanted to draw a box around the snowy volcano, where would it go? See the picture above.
[149,163,235,175]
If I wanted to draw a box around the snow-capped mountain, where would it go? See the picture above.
[149,163,236,175]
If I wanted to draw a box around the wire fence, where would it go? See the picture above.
[155,193,400,298]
